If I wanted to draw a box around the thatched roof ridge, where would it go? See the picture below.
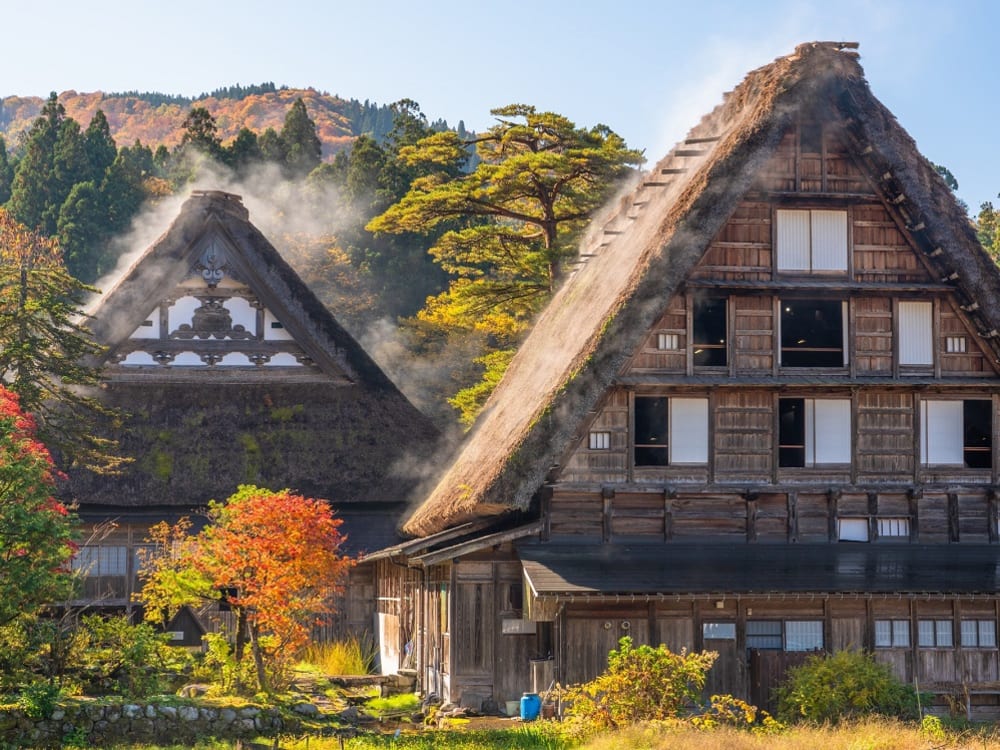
[402,42,999,537]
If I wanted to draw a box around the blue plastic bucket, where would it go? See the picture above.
[520,692,541,720]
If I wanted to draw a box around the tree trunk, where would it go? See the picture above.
[248,621,269,694]
[234,607,247,663]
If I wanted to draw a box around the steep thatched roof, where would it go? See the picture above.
[402,41,1000,537]
[66,191,437,508]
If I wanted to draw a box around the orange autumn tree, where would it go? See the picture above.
[138,485,352,693]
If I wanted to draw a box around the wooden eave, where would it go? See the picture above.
[409,520,546,567]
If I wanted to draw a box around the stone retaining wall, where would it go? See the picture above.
[0,701,300,748]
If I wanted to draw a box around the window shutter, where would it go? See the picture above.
[669,398,708,463]
[810,210,848,271]
[776,210,811,271]
[899,301,933,365]
[922,400,964,464]
[811,399,851,464]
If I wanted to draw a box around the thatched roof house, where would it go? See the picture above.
[403,41,1000,537]
[67,190,437,555]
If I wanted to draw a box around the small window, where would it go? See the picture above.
[692,297,727,367]
[588,431,611,450]
[780,300,847,367]
[961,620,997,648]
[918,619,953,647]
[270,321,284,329]
[945,336,967,354]
[838,517,869,542]
[140,319,154,327]
[875,619,910,648]
[776,209,848,272]
[746,620,823,652]
[746,620,783,650]
[633,396,708,466]
[921,399,992,468]
[657,333,680,351]
[779,398,851,467]
[898,301,933,366]
[785,621,824,651]
[703,622,736,640]
[877,518,909,538]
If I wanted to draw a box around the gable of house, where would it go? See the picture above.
[67,190,438,511]
[402,42,1000,537]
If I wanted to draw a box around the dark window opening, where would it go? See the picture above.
[778,398,806,467]
[140,319,154,327]
[693,297,727,367]
[507,582,524,613]
[270,321,284,329]
[800,122,823,154]
[634,396,668,466]
[780,299,844,367]
[964,399,993,469]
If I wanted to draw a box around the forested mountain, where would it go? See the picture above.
[0,87,461,156]
[0,88,634,428]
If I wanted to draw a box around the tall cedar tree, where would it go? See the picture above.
[8,93,66,234]
[280,98,322,177]
[368,104,643,423]
[0,136,13,204]
[138,486,352,693]
[0,209,121,472]
[0,385,77,627]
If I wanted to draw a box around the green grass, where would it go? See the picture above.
[364,692,421,714]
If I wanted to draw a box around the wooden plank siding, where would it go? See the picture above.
[546,487,996,543]
[689,202,773,282]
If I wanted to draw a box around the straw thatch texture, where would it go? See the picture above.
[403,42,1000,537]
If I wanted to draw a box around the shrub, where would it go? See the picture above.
[691,693,784,733]
[775,649,922,723]
[563,636,717,733]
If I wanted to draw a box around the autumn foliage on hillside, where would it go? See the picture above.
[1,89,360,157]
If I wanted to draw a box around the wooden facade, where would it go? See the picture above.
[372,43,1000,716]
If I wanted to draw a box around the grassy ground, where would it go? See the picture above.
[111,718,1000,750]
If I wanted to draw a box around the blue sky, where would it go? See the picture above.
[6,1,998,210]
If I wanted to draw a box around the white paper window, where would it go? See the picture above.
[588,431,611,450]
[838,518,869,542]
[961,620,997,648]
[898,301,933,366]
[780,398,851,467]
[785,621,824,651]
[877,518,909,538]
[657,333,679,350]
[776,209,848,273]
[669,398,709,464]
[918,619,953,647]
[921,400,964,465]
[945,336,966,354]
[875,619,910,648]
